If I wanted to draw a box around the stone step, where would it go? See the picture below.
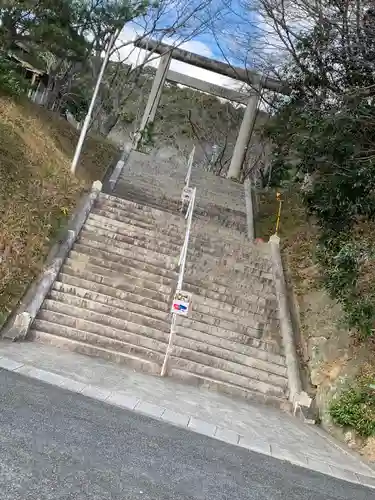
[191,178,244,191]
[186,305,262,339]
[112,192,180,215]
[113,185,181,212]
[98,196,250,252]
[73,243,177,281]
[42,299,169,345]
[91,207,155,231]
[80,225,176,261]
[185,256,274,278]
[171,339,287,382]
[116,175,182,193]
[29,329,162,375]
[60,266,171,305]
[184,273,276,300]
[80,226,180,270]
[52,282,171,323]
[79,230,178,269]
[95,199,160,226]
[191,187,245,201]
[95,199,188,241]
[36,308,168,353]
[100,193,161,215]
[191,297,273,330]
[187,247,273,273]
[57,275,169,313]
[68,250,274,315]
[48,291,171,333]
[115,175,182,193]
[86,213,183,248]
[84,217,182,254]
[64,258,172,297]
[191,172,244,188]
[79,228,273,295]
[175,318,282,355]
[192,293,276,323]
[86,212,160,237]
[112,186,245,225]
[183,281,274,309]
[91,210,250,258]
[169,358,286,398]
[77,235,177,271]
[93,204,180,235]
[182,311,279,348]
[98,194,184,227]
[188,233,251,252]
[173,322,285,365]
[107,189,249,241]
[69,251,176,289]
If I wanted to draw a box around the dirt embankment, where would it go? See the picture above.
[255,189,375,462]
[0,95,118,327]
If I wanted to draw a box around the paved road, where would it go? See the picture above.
[0,370,373,500]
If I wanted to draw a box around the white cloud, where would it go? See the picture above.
[113,24,240,90]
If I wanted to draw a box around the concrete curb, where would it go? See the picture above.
[107,146,131,192]
[108,159,125,191]
[1,181,102,341]
[244,177,255,241]
[269,234,303,404]
[0,352,374,490]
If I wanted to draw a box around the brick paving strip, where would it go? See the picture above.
[0,341,374,490]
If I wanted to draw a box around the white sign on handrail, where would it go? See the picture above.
[171,290,192,316]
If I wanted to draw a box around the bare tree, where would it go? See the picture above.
[84,0,230,137]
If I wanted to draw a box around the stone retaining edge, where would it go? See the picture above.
[107,146,132,192]
[269,234,309,410]
[244,177,255,241]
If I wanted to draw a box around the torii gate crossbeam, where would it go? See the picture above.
[133,39,289,179]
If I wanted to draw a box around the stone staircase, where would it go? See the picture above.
[29,193,182,373]
[173,218,288,405]
[28,150,289,407]
[114,149,248,231]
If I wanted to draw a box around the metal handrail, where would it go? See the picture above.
[181,146,196,213]
[178,187,196,290]
[185,145,195,188]
[161,187,196,376]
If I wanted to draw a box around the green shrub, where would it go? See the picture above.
[0,54,28,97]
[329,378,375,437]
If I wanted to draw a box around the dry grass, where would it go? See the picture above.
[0,95,118,326]
[255,188,318,294]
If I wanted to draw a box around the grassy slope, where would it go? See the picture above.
[0,95,118,326]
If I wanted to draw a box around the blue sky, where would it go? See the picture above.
[117,1,261,88]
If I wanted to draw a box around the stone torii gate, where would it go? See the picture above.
[134,39,289,180]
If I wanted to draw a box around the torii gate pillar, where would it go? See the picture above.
[227,90,260,180]
[133,51,172,149]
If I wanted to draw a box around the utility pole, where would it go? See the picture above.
[70,31,117,175]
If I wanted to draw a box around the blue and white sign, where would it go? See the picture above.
[171,291,192,316]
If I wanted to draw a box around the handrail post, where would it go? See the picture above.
[161,314,176,377]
